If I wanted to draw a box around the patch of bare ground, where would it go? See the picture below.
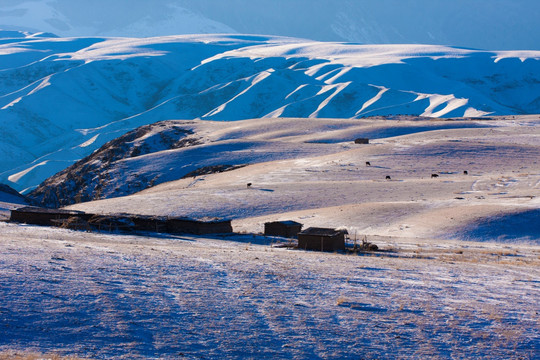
[0,350,87,360]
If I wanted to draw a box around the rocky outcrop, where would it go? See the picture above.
[28,121,201,208]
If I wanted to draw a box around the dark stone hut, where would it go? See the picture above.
[297,227,346,251]
[354,138,369,144]
[9,206,87,226]
[87,214,135,232]
[166,217,232,235]
[131,215,168,233]
[264,220,303,238]
[9,207,232,236]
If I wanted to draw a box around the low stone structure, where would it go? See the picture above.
[131,215,168,233]
[52,216,92,231]
[9,207,232,235]
[166,217,233,235]
[9,206,87,226]
[297,227,346,251]
[264,220,303,238]
[88,214,135,232]
[354,138,369,144]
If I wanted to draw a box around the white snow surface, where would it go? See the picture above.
[0,221,539,359]
[1,32,540,192]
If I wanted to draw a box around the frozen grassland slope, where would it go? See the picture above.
[0,220,539,359]
[62,115,540,244]
[1,114,540,358]
[1,31,539,193]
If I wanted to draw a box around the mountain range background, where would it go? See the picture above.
[1,0,539,50]
[1,0,539,198]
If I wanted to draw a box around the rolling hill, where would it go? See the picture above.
[1,31,539,193]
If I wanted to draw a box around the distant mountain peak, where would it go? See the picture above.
[1,0,539,49]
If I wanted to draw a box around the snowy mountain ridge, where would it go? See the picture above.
[1,32,539,193]
[1,0,539,50]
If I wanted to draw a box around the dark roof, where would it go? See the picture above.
[131,215,168,221]
[167,216,230,224]
[13,206,84,215]
[90,213,229,224]
[299,227,343,236]
[266,220,302,226]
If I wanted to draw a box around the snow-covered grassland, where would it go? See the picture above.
[1,31,539,193]
[0,222,538,359]
[67,115,540,244]
[1,115,539,359]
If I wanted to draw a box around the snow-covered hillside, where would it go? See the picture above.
[1,0,539,50]
[1,222,539,359]
[61,115,539,244]
[0,183,29,220]
[3,116,539,358]
[1,32,540,193]
[0,183,28,216]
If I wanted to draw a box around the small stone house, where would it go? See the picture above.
[9,206,87,226]
[297,227,346,251]
[131,215,168,233]
[264,220,303,238]
[166,217,233,235]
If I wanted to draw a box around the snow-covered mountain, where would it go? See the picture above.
[0,0,235,38]
[1,0,539,50]
[1,32,539,193]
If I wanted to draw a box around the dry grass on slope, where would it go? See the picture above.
[0,350,87,360]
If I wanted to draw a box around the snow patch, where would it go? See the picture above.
[1,96,23,110]
[464,107,492,117]
[421,94,468,117]
[493,51,540,63]
[28,75,52,95]
[310,82,351,118]
[76,134,100,148]
[356,85,389,115]
[8,161,49,184]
